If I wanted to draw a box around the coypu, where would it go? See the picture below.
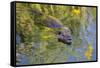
[42,16,72,45]
[29,9,72,45]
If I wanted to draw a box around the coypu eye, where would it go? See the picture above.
[58,31,61,35]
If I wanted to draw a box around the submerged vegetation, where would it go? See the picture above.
[16,3,97,65]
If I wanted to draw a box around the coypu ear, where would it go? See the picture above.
[57,31,62,35]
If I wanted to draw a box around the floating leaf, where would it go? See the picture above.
[84,45,93,60]
[72,9,81,16]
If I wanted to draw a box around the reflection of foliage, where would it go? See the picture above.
[16,3,96,65]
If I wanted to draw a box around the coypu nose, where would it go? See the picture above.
[66,35,71,38]
[65,36,72,45]
[66,36,72,40]
[58,37,72,45]
[67,42,72,45]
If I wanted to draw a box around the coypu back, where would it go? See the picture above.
[43,16,63,28]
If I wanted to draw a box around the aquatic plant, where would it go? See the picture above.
[16,3,96,65]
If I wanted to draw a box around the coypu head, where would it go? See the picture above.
[57,27,72,45]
